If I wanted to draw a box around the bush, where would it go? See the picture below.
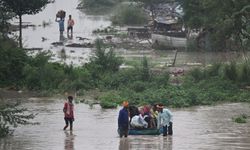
[222,61,237,81]
[233,114,247,123]
[0,40,27,86]
[187,67,205,82]
[238,61,250,84]
[87,39,123,73]
[111,4,147,26]
[80,0,116,9]
[99,91,122,108]
[206,63,222,77]
[186,38,199,51]
[130,81,147,92]
[0,102,37,137]
[60,67,93,91]
[23,53,66,90]
[151,72,170,88]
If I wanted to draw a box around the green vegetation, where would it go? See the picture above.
[79,0,148,25]
[92,26,118,34]
[1,0,49,47]
[1,37,250,109]
[233,114,248,123]
[0,1,13,38]
[79,0,124,13]
[179,0,250,51]
[0,101,37,137]
[111,3,148,25]
[132,0,168,19]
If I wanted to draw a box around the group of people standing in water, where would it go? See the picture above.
[62,97,173,138]
[118,101,173,138]
[55,10,75,39]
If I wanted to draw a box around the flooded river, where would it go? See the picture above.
[0,98,250,150]
[4,1,250,149]
[13,0,249,67]
[14,0,111,65]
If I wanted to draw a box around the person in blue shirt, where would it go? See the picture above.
[157,104,173,136]
[55,17,65,35]
[118,101,129,138]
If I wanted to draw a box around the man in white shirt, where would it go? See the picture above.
[157,104,173,136]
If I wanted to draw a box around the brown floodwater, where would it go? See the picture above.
[12,0,111,65]
[12,0,250,67]
[0,98,250,150]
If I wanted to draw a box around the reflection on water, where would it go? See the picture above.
[67,33,73,40]
[60,33,66,42]
[64,131,75,150]
[119,138,130,150]
[125,136,173,150]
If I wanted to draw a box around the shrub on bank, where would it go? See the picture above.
[0,39,27,87]
[233,114,248,123]
[99,91,122,108]
[80,0,116,9]
[111,4,148,26]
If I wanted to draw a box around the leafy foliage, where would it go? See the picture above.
[131,0,169,19]
[233,114,248,123]
[0,1,13,38]
[0,39,27,86]
[80,0,116,8]
[1,0,49,16]
[179,0,250,51]
[111,3,148,25]
[1,0,49,47]
[99,91,122,108]
[0,102,37,137]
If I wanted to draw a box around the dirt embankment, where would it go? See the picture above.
[0,88,39,100]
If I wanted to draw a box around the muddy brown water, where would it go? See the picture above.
[0,98,250,150]
[12,0,250,67]
[12,0,111,65]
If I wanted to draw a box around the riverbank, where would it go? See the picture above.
[0,88,40,99]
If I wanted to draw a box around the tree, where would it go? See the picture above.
[0,1,13,39]
[1,0,49,48]
[178,0,250,51]
[131,0,172,20]
[0,102,37,137]
[0,40,27,86]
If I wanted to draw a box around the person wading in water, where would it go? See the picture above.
[157,104,173,136]
[67,15,75,36]
[118,101,129,138]
[63,96,74,130]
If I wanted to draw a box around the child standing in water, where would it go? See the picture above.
[63,96,74,130]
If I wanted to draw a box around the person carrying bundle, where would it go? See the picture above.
[55,10,66,35]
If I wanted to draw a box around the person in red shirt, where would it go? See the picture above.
[63,96,74,130]
[67,15,75,36]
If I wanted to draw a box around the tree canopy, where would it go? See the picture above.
[179,0,250,51]
[2,0,49,16]
[1,0,49,48]
[0,1,13,37]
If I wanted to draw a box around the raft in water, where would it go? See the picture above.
[129,128,162,135]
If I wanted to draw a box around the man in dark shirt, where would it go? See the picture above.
[118,101,129,138]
